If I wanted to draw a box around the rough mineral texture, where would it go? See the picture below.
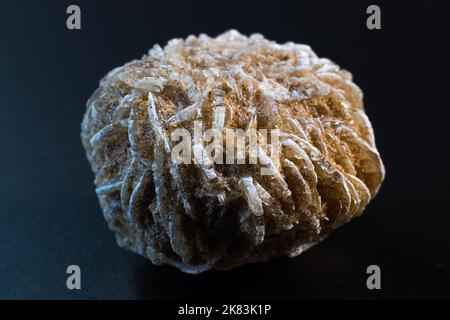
[81,30,385,273]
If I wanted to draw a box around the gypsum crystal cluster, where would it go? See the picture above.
[81,30,385,273]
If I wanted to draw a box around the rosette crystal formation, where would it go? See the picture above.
[81,30,385,273]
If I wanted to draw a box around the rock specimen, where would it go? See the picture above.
[81,30,385,273]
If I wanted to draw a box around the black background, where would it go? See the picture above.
[0,0,449,299]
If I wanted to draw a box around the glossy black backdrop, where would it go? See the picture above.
[0,0,449,299]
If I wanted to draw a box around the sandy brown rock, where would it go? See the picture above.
[81,30,385,273]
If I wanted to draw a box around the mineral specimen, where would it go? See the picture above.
[81,30,385,273]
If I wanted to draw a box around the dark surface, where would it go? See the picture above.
[0,0,449,299]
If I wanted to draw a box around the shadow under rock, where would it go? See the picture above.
[133,216,450,300]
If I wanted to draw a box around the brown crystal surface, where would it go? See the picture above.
[81,30,385,273]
